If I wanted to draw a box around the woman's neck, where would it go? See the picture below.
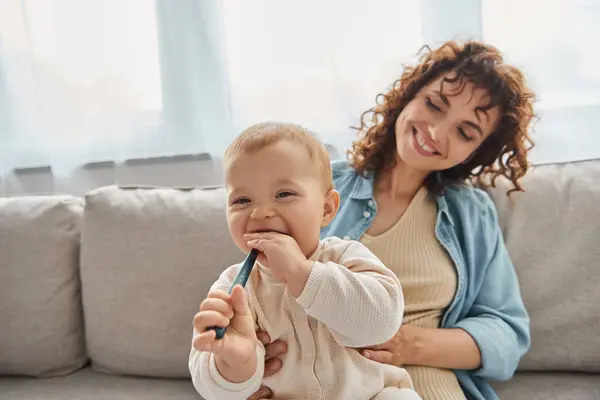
[375,161,428,202]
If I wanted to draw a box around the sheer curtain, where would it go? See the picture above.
[0,0,599,182]
[221,0,424,154]
[482,0,600,164]
[0,0,230,176]
[0,0,164,172]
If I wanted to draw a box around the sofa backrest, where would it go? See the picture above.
[487,159,600,373]
[79,186,242,378]
[0,195,86,377]
[1,159,599,378]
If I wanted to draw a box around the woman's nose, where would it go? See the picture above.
[429,123,447,143]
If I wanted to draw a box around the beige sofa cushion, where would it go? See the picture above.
[486,159,600,372]
[80,186,242,378]
[0,195,86,377]
[492,371,600,400]
[0,367,200,400]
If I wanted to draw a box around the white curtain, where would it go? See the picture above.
[1,0,598,179]
[482,0,600,164]
[0,0,163,172]
[0,0,231,176]
[221,0,425,154]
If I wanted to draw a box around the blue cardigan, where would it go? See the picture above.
[320,160,531,400]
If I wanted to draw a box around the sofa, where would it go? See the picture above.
[1,159,599,400]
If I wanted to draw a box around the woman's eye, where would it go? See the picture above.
[426,97,441,112]
[276,191,295,199]
[458,127,474,142]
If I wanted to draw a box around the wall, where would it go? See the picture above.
[0,156,224,197]
[0,144,342,196]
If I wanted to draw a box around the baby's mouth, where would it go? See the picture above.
[248,229,289,236]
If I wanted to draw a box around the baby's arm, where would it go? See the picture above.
[295,238,404,347]
[189,266,265,400]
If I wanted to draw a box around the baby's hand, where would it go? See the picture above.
[193,285,257,366]
[245,232,309,279]
[245,232,313,297]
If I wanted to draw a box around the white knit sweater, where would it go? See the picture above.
[189,237,417,400]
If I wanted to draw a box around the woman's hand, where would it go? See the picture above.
[361,325,414,367]
[246,331,287,400]
[361,324,482,371]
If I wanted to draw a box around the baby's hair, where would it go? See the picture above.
[225,121,334,191]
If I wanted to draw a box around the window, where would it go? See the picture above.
[0,0,164,169]
[1,0,598,175]
[482,0,600,163]
[222,0,423,152]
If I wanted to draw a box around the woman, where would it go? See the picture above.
[249,40,534,400]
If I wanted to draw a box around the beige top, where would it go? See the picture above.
[361,187,465,400]
[190,237,418,400]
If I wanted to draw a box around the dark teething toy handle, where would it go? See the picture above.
[207,249,259,339]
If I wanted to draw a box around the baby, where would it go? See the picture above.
[189,122,421,400]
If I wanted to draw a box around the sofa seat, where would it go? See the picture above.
[0,368,200,400]
[492,371,600,400]
[1,369,599,400]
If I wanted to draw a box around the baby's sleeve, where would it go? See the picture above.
[295,238,404,347]
[188,265,265,400]
[189,340,265,400]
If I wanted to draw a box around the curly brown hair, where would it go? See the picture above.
[349,40,536,195]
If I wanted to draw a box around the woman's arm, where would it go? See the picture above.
[451,193,530,380]
[410,326,481,369]
[366,193,530,380]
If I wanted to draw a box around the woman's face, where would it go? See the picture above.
[395,72,500,173]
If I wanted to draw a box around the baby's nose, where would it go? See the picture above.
[250,205,275,219]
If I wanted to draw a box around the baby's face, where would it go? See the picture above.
[224,140,336,258]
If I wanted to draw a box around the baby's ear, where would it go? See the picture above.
[321,189,340,227]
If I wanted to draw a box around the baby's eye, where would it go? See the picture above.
[276,191,296,199]
[231,197,250,205]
